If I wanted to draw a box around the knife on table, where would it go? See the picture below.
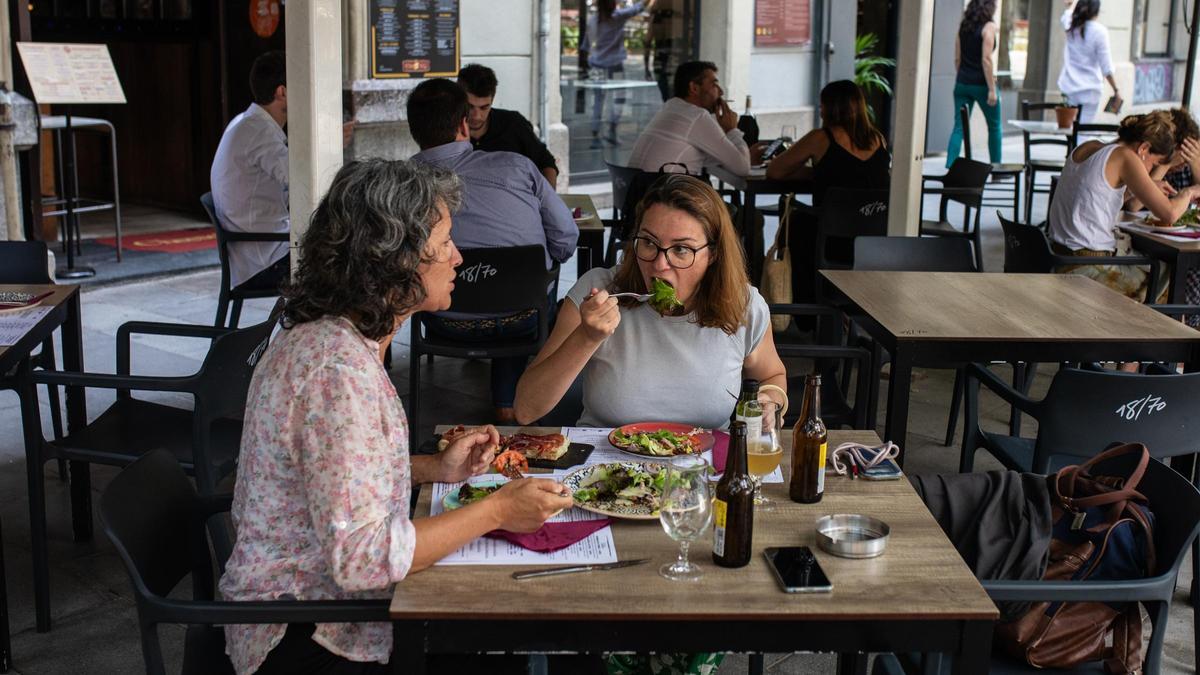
[511,558,650,580]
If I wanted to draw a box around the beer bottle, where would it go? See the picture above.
[731,378,763,443]
[713,421,755,568]
[790,374,828,503]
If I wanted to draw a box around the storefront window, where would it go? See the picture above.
[561,0,698,182]
[1140,0,1174,57]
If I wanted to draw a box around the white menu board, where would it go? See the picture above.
[16,42,126,105]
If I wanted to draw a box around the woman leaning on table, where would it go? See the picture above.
[1048,111,1200,303]
[218,159,572,675]
[514,174,787,430]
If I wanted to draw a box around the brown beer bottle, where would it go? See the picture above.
[790,374,828,503]
[713,421,755,568]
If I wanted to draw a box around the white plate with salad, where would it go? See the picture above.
[562,462,665,520]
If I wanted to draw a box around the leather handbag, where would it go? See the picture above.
[995,443,1156,674]
[761,194,794,333]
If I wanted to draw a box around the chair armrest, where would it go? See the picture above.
[965,363,1043,417]
[145,597,392,625]
[768,303,843,319]
[117,321,232,375]
[921,174,946,184]
[1148,304,1200,319]
[195,493,234,519]
[922,186,984,199]
[223,231,291,243]
[983,578,1164,603]
[32,370,197,393]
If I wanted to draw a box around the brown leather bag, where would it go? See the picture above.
[995,443,1156,674]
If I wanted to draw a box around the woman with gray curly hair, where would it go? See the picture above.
[219,159,572,675]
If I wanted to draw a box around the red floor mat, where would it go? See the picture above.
[95,227,216,253]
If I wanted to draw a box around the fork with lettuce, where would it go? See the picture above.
[607,278,683,315]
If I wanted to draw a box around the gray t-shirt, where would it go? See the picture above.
[566,267,771,429]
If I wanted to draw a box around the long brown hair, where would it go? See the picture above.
[1117,111,1176,157]
[610,175,749,335]
[819,80,882,153]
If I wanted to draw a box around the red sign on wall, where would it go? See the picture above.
[755,0,812,47]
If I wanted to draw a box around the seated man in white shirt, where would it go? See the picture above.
[210,51,354,291]
[627,60,759,178]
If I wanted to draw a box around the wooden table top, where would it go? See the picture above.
[560,194,604,232]
[822,271,1200,343]
[0,284,77,367]
[391,429,997,622]
[1118,224,1200,253]
[707,165,812,194]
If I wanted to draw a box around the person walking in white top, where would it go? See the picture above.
[1057,0,1120,124]
[1049,111,1198,302]
[210,51,355,289]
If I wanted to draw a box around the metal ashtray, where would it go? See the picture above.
[815,514,890,559]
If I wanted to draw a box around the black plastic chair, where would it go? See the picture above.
[875,450,1200,675]
[100,449,388,675]
[999,213,1162,301]
[806,188,890,303]
[959,103,1022,217]
[918,158,992,272]
[201,192,290,328]
[849,236,980,444]
[408,246,558,447]
[1020,100,1078,224]
[27,302,283,628]
[1069,119,1120,150]
[0,241,65,463]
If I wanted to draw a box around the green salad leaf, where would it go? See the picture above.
[648,277,683,315]
[573,465,663,511]
[456,482,501,506]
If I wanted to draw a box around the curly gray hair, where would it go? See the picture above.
[282,158,462,340]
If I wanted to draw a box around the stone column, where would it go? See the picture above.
[285,0,345,264]
[699,0,752,105]
[887,0,936,236]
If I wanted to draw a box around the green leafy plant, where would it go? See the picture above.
[854,33,895,120]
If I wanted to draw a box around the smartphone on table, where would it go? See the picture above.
[764,546,832,593]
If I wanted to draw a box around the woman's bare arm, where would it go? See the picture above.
[766,129,828,180]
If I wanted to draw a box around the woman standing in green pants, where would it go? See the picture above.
[946,0,1001,167]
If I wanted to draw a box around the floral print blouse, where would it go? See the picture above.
[219,316,414,673]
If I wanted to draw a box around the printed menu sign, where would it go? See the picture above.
[16,43,126,105]
[370,0,460,78]
[754,0,812,47]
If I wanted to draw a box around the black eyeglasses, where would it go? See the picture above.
[631,236,713,269]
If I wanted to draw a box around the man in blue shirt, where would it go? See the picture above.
[409,78,577,423]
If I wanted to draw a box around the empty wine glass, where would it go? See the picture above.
[658,455,713,581]
[781,124,797,143]
[747,401,784,512]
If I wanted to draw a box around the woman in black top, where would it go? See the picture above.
[765,80,890,302]
[945,0,1001,167]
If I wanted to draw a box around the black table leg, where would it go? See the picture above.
[393,622,428,675]
[0,516,8,672]
[883,347,913,467]
[61,293,91,541]
[748,653,764,675]
[951,620,992,675]
[18,368,50,633]
[837,652,868,675]
[577,229,604,278]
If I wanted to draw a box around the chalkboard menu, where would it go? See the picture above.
[370,0,460,78]
[754,0,811,47]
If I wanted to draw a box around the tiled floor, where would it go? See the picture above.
[0,139,1195,673]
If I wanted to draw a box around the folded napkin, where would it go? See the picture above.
[486,518,611,552]
[710,430,731,473]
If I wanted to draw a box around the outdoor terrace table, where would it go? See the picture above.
[390,428,997,674]
[707,165,811,280]
[561,193,605,276]
[822,271,1200,464]
[0,284,87,639]
[1006,119,1072,136]
[1117,215,1200,304]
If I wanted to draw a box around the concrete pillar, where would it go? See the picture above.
[887,0,936,236]
[1020,1,1066,105]
[699,0,752,106]
[285,0,344,263]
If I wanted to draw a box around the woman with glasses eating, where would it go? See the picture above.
[513,174,787,430]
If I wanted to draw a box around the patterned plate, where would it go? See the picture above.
[442,480,507,512]
[609,422,715,459]
[563,462,663,521]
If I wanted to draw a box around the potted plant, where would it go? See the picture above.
[1054,95,1078,130]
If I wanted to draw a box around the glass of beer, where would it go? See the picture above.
[747,401,783,512]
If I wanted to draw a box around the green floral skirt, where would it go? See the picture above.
[605,653,725,675]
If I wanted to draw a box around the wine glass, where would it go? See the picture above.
[781,124,797,143]
[747,400,784,512]
[658,455,713,582]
